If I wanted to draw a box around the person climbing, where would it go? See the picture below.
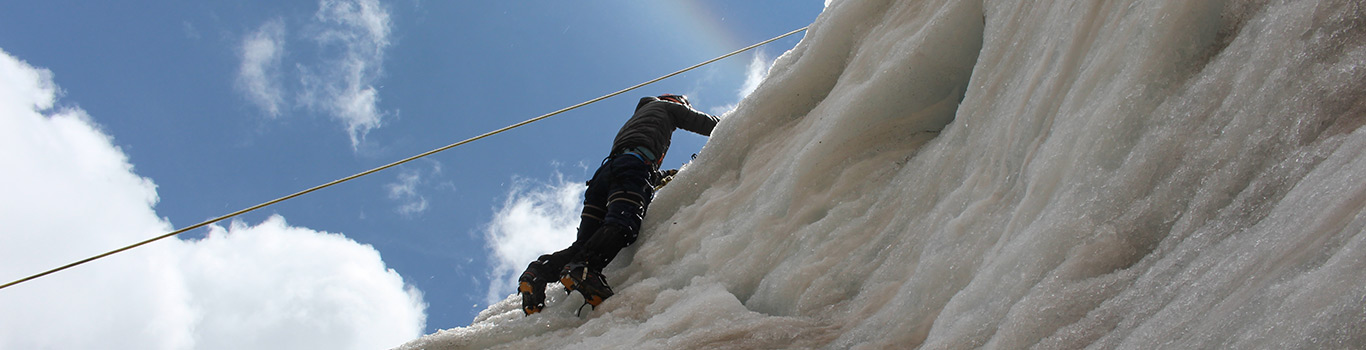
[518,94,719,315]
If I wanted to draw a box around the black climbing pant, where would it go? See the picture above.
[535,154,654,274]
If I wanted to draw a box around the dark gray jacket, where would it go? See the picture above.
[610,97,719,165]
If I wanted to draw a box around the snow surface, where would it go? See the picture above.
[401,0,1366,348]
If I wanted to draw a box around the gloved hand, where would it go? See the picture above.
[652,169,679,191]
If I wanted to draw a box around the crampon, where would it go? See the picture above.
[559,262,614,316]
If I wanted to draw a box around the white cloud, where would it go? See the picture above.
[0,48,424,350]
[482,173,585,305]
[739,50,771,98]
[386,167,431,217]
[185,216,427,350]
[300,0,393,148]
[237,18,286,117]
[711,50,777,116]
[183,21,202,41]
[234,0,393,149]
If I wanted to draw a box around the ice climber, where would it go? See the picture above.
[519,94,719,315]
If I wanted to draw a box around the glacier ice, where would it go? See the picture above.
[401,0,1366,348]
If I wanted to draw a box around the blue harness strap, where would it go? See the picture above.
[618,146,662,168]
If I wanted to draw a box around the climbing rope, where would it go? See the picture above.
[0,26,810,291]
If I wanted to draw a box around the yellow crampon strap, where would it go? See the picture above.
[653,169,679,191]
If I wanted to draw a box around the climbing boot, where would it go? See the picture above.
[559,262,614,314]
[518,259,556,315]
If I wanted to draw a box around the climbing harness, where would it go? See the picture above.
[618,145,662,168]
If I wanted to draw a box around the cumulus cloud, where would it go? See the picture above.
[0,48,424,350]
[185,217,427,350]
[234,0,393,149]
[482,173,585,305]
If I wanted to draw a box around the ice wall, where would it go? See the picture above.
[401,0,1366,348]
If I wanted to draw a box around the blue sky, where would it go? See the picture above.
[0,0,822,334]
